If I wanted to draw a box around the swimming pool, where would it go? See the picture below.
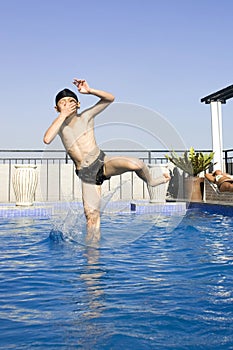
[1,204,233,349]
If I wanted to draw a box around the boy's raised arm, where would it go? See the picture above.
[73,78,115,102]
[73,78,115,119]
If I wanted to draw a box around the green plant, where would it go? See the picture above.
[165,147,215,177]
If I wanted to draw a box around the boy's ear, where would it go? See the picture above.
[77,101,81,109]
[54,105,60,112]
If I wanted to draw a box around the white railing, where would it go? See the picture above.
[0,149,170,203]
[1,148,229,203]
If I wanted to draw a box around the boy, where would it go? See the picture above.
[44,78,170,241]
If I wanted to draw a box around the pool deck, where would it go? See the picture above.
[0,201,187,218]
[0,197,233,218]
[1,176,233,218]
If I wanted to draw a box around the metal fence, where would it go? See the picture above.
[0,149,232,203]
[0,148,221,165]
[224,149,233,174]
[0,149,170,203]
[0,149,170,165]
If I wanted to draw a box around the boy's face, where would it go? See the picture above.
[55,97,80,112]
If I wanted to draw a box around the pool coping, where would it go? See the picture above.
[0,200,188,218]
[1,199,233,218]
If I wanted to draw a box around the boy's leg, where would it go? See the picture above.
[104,156,170,186]
[81,182,101,242]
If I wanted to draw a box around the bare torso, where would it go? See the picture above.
[59,112,100,169]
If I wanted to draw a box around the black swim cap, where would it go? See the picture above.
[55,88,79,105]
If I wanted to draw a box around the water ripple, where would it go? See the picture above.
[0,212,233,349]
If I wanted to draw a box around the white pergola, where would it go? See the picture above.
[201,85,233,171]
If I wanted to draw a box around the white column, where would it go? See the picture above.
[210,101,224,171]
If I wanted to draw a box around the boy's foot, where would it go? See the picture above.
[149,173,171,187]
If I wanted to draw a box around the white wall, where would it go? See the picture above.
[0,164,150,203]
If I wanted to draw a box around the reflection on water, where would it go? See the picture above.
[0,210,233,349]
[80,248,105,319]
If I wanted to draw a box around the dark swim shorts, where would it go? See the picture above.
[75,150,111,185]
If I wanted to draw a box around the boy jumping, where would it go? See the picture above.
[44,78,170,241]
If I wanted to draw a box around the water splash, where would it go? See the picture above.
[100,179,130,214]
[49,229,65,243]
[50,180,133,246]
[49,203,86,245]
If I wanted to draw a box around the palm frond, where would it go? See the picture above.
[165,147,215,177]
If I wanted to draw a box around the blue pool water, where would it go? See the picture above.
[1,206,233,349]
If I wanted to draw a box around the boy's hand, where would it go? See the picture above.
[59,99,78,118]
[73,78,90,94]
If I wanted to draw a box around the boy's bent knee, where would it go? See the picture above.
[130,158,144,171]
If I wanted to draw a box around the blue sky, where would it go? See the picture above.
[1,0,233,151]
